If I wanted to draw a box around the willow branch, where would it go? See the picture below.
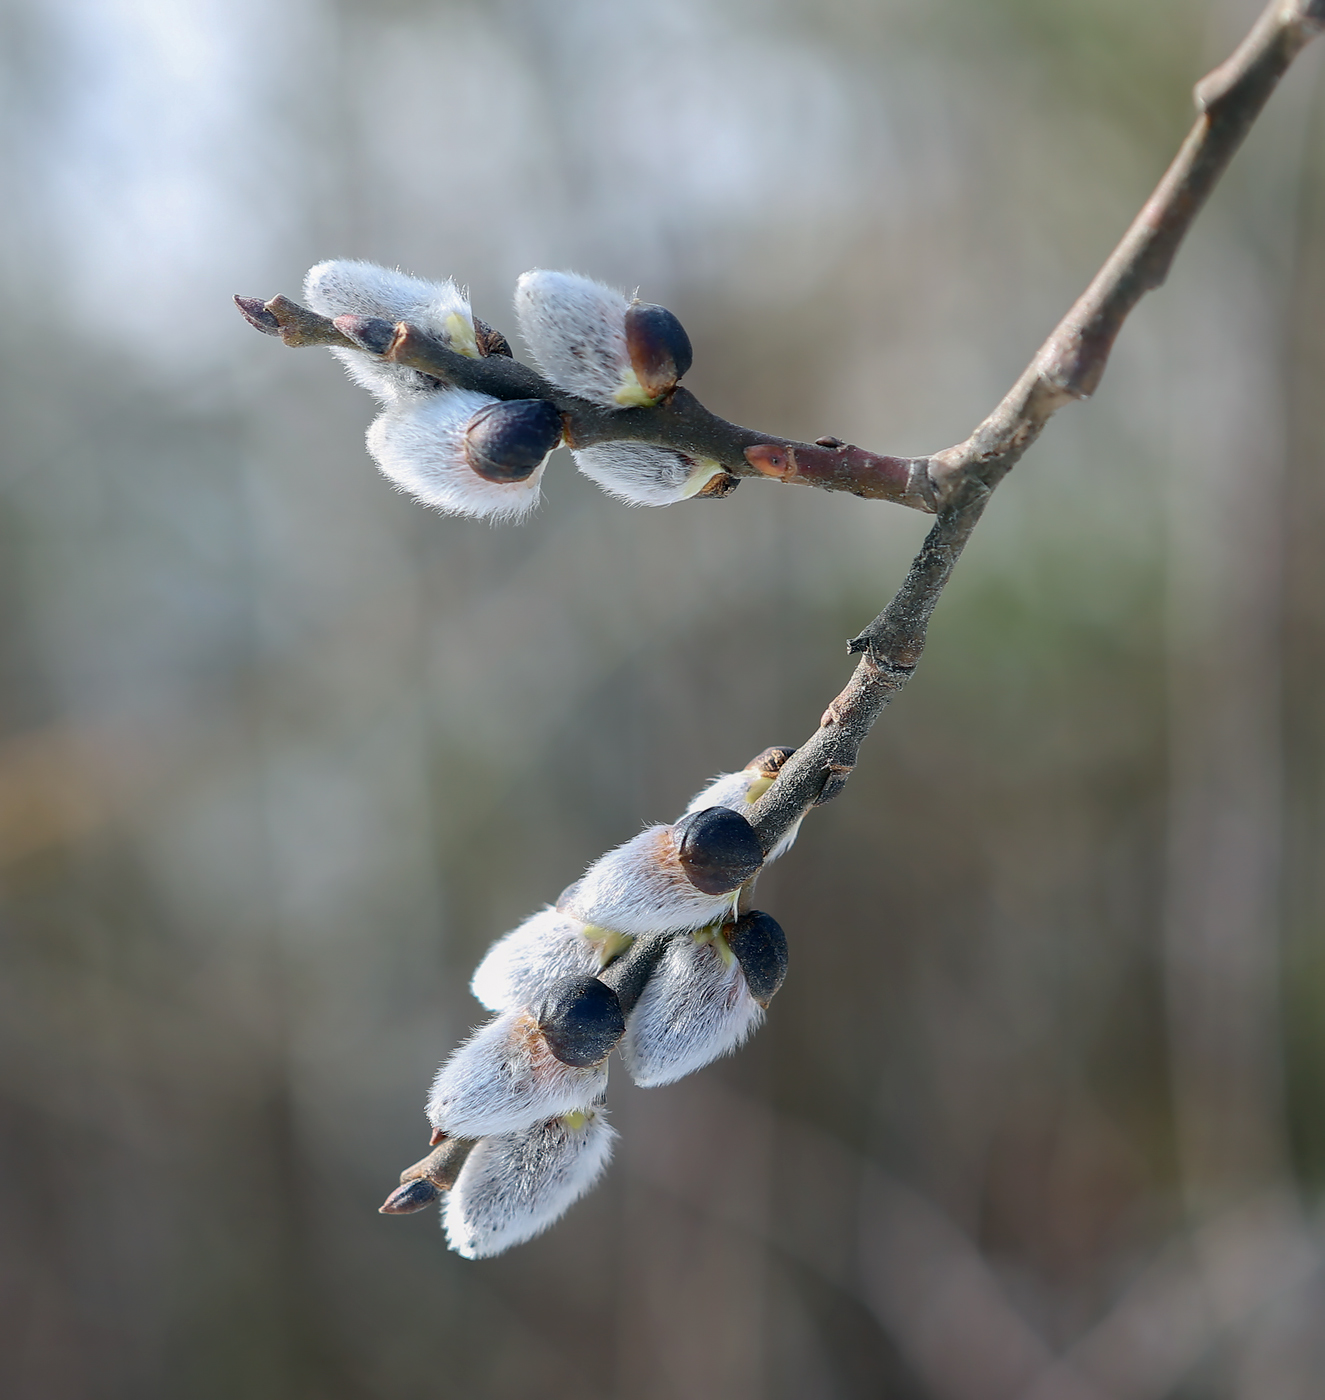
[233,295,935,511]
[746,0,1325,853]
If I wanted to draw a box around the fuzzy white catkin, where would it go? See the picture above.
[560,825,740,938]
[444,1108,617,1258]
[572,442,725,507]
[470,907,613,1014]
[621,927,763,1087]
[514,269,642,407]
[685,769,803,863]
[368,389,546,524]
[304,259,476,404]
[428,1009,608,1137]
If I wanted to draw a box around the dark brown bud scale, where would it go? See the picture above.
[750,746,795,778]
[726,911,788,1007]
[535,975,626,1067]
[624,302,694,399]
[472,316,514,358]
[675,807,764,895]
[463,399,563,483]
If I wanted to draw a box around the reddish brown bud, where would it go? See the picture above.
[332,313,397,355]
[624,302,693,399]
[745,444,794,478]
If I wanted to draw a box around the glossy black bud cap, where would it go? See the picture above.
[463,399,563,483]
[727,911,788,1007]
[624,302,693,399]
[675,807,764,895]
[535,975,626,1067]
[380,1178,441,1215]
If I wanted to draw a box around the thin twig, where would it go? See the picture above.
[746,0,1325,852]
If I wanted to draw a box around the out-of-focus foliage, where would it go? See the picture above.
[1,0,1323,1396]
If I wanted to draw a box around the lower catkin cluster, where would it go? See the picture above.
[382,747,797,1258]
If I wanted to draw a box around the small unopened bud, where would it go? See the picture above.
[444,1108,617,1258]
[572,443,728,506]
[380,1178,441,1214]
[462,399,563,483]
[624,301,693,400]
[332,313,397,356]
[621,923,764,1087]
[233,295,281,335]
[428,1008,609,1138]
[534,975,625,1067]
[675,807,764,895]
[726,911,788,1007]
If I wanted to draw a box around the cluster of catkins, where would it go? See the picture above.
[302,259,727,523]
[380,746,801,1258]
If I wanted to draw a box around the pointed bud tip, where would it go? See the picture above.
[234,295,281,335]
[380,1178,441,1215]
[675,807,764,895]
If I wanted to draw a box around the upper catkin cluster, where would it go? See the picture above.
[386,746,796,1259]
[303,261,723,522]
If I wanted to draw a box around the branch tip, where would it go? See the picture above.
[233,295,280,335]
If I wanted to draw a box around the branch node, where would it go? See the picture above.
[814,764,854,806]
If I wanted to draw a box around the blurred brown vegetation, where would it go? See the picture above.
[1,0,1324,1396]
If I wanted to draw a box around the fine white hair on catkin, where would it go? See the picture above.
[470,907,605,1014]
[427,1009,608,1138]
[304,259,475,404]
[513,269,633,406]
[684,769,804,863]
[572,442,722,507]
[367,390,546,523]
[621,928,764,1087]
[559,825,740,938]
[444,1108,617,1259]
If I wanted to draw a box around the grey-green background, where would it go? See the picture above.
[3,0,1325,1396]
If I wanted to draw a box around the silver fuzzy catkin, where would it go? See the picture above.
[685,764,803,863]
[304,261,548,522]
[514,269,640,407]
[470,907,632,1014]
[428,1009,609,1138]
[368,389,545,524]
[572,442,725,506]
[559,824,741,938]
[304,259,478,403]
[444,1108,617,1258]
[620,925,763,1087]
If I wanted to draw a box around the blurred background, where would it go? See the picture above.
[1,0,1323,1395]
